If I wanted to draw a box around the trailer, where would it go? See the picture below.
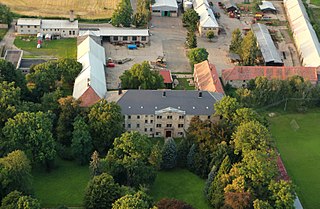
[128,44,137,50]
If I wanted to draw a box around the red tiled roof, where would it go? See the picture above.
[193,60,225,94]
[79,86,102,107]
[222,66,318,83]
[159,69,173,84]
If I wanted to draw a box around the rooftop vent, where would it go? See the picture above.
[162,91,166,97]
[128,106,131,109]
[141,106,144,109]
[198,91,203,98]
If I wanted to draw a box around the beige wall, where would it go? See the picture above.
[17,25,40,35]
[110,36,149,44]
[41,28,79,38]
[124,112,211,138]
[199,26,219,37]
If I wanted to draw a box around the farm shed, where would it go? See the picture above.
[41,19,78,38]
[259,1,277,13]
[99,28,149,44]
[152,0,178,17]
[224,0,238,12]
[252,23,283,66]
[193,0,219,36]
[284,0,320,67]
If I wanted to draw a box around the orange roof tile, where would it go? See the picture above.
[222,66,318,83]
[193,61,225,94]
[159,69,173,84]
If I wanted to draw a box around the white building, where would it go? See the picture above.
[193,0,219,36]
[16,19,41,35]
[152,0,178,17]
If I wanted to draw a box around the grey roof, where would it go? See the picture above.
[117,90,224,115]
[259,1,276,11]
[224,0,238,9]
[252,23,283,64]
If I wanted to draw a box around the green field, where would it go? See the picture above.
[14,36,76,58]
[33,159,89,208]
[269,110,320,209]
[150,169,210,209]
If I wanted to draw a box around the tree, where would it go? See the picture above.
[133,0,150,27]
[0,4,13,25]
[224,192,251,209]
[88,100,124,153]
[186,30,197,49]
[149,142,162,170]
[187,48,209,66]
[0,81,21,126]
[229,29,243,55]
[112,191,153,209]
[0,151,32,199]
[182,9,199,30]
[112,0,133,27]
[104,131,157,188]
[89,151,101,177]
[71,116,93,165]
[253,199,272,209]
[206,30,215,41]
[17,195,41,209]
[2,112,56,168]
[177,138,191,168]
[0,190,23,209]
[57,58,82,86]
[268,180,296,209]
[161,138,177,170]
[156,198,195,209]
[241,31,258,66]
[133,12,147,28]
[214,96,240,122]
[84,173,121,209]
[120,61,164,89]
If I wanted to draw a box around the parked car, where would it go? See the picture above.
[107,62,115,67]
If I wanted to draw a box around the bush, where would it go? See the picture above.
[157,198,195,209]
[177,139,190,168]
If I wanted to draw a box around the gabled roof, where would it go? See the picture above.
[41,19,78,29]
[222,66,318,83]
[152,0,178,9]
[193,0,210,10]
[224,0,238,9]
[259,1,276,11]
[79,30,101,37]
[194,60,224,94]
[17,18,41,26]
[252,23,283,64]
[77,36,106,65]
[159,69,173,84]
[195,4,219,28]
[117,90,224,115]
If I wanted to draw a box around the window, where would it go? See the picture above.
[21,30,23,32]
[156,132,161,136]
[137,124,140,128]
[132,36,137,41]
[54,29,56,31]
[243,80,246,82]
[113,36,118,41]
[34,26,37,28]
[28,26,30,28]
[123,36,128,41]
[178,124,184,128]
[153,10,160,12]
[145,128,148,132]
[128,115,131,119]
[157,115,162,119]
[145,120,148,123]
[178,132,183,135]
[127,124,131,128]
[208,115,211,119]
[156,124,162,128]
[137,115,140,119]
[141,36,146,41]
[179,116,184,119]
[63,30,65,32]
[73,31,75,35]
[69,31,71,35]
[150,120,153,123]
[167,124,172,128]
[230,80,233,82]
[21,26,23,28]
[167,115,172,119]
[150,128,153,132]
[145,115,148,118]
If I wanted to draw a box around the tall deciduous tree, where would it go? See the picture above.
[120,61,164,89]
[214,96,240,122]
[161,138,177,170]
[2,112,56,168]
[84,173,121,209]
[88,100,124,153]
[71,116,93,165]
[0,4,13,25]
[182,9,199,30]
[229,29,243,55]
[133,0,150,27]
[187,48,209,67]
[241,31,258,66]
[112,0,133,27]
[186,30,197,49]
[104,131,158,188]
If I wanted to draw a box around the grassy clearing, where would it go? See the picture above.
[150,169,210,209]
[1,0,119,19]
[269,110,320,209]
[14,36,76,58]
[311,0,320,6]
[0,29,8,41]
[33,159,89,208]
[174,78,195,90]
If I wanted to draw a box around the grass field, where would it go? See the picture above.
[269,110,320,209]
[33,159,89,207]
[14,36,76,58]
[0,0,119,19]
[150,169,210,209]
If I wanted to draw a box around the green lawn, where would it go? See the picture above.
[33,159,89,208]
[14,36,76,58]
[0,29,7,41]
[311,0,320,6]
[174,78,195,90]
[269,110,320,209]
[150,169,210,209]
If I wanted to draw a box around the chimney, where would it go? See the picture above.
[70,10,74,22]
[118,88,122,95]
[198,91,202,98]
[162,91,166,97]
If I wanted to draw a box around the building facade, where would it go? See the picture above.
[16,19,41,35]
[152,0,178,17]
[117,90,223,138]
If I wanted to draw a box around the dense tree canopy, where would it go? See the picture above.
[156,198,195,209]
[120,61,164,89]
[0,4,13,25]
[182,9,199,30]
[186,30,197,49]
[187,48,209,66]
[241,31,258,66]
[161,138,177,170]
[133,0,150,27]
[112,0,133,27]
[229,29,243,55]
[1,191,40,209]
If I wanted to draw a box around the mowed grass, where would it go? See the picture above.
[33,159,90,208]
[269,111,320,209]
[174,78,195,90]
[150,169,210,209]
[1,0,119,19]
[14,36,76,58]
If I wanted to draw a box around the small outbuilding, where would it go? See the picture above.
[259,1,277,13]
[159,69,173,88]
[152,0,178,17]
[224,0,238,12]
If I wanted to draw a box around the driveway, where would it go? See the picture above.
[0,20,18,50]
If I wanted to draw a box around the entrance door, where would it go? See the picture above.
[164,11,169,16]
[165,131,172,138]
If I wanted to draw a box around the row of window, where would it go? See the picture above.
[20,25,38,28]
[127,123,184,128]
[113,36,147,41]
[127,115,185,120]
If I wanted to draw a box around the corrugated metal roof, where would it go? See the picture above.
[194,2,219,28]
[77,36,106,65]
[284,0,320,67]
[99,27,149,36]
[252,23,283,64]
[152,0,178,9]
[117,90,223,115]
[17,18,41,26]
[259,1,276,11]
[41,19,78,29]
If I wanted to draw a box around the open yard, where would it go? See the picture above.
[150,169,210,209]
[0,0,119,19]
[14,36,76,58]
[33,159,89,208]
[269,110,320,209]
